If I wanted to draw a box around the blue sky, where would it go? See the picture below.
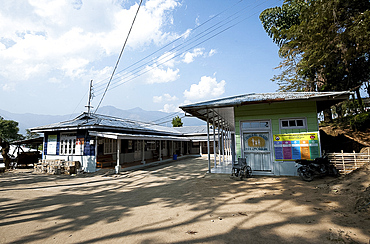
[0,0,282,116]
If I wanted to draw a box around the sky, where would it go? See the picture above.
[0,0,283,117]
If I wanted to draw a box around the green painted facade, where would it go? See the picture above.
[234,100,318,158]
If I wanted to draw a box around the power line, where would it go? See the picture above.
[151,111,183,123]
[74,0,278,125]
[92,0,272,96]
[91,0,247,92]
[94,0,143,113]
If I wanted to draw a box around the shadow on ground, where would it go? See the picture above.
[0,157,369,243]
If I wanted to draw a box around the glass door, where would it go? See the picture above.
[241,120,272,173]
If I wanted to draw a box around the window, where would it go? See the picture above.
[280,118,306,129]
[147,141,156,150]
[104,138,117,154]
[241,121,269,129]
[60,134,77,155]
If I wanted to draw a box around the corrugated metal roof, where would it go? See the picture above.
[180,91,352,109]
[173,125,215,135]
[180,91,353,131]
[31,112,183,136]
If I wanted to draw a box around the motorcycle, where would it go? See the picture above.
[296,155,339,181]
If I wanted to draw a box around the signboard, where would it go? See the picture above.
[47,135,57,155]
[273,132,320,161]
[243,133,269,152]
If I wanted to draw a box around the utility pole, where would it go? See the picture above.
[85,80,94,115]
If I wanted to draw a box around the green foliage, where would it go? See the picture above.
[25,129,40,140]
[0,117,21,169]
[349,112,370,131]
[171,116,183,127]
[260,0,306,47]
[260,0,370,93]
[0,117,20,143]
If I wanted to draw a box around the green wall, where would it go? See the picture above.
[234,100,318,158]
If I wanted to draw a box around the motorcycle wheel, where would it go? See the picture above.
[298,167,314,182]
[329,165,339,177]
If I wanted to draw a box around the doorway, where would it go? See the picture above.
[241,120,273,174]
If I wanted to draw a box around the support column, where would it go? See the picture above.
[159,140,162,161]
[200,142,202,156]
[231,133,236,166]
[222,123,225,164]
[226,126,230,162]
[226,126,228,161]
[94,136,98,168]
[207,109,211,173]
[141,140,145,164]
[218,117,221,164]
[213,111,217,168]
[115,139,121,174]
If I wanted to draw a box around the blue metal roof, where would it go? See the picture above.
[31,112,183,136]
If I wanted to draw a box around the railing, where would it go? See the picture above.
[327,148,370,174]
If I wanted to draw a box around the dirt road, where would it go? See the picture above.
[0,157,369,243]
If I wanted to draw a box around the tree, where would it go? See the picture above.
[24,129,41,150]
[171,116,183,127]
[0,117,21,169]
[260,0,370,99]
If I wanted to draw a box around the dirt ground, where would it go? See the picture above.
[0,157,369,244]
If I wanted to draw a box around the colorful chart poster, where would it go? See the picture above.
[273,132,320,161]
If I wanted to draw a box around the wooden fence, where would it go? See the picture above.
[327,147,370,174]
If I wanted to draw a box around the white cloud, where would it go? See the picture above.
[182,48,204,64]
[157,51,176,67]
[153,93,178,103]
[2,82,15,92]
[195,16,200,26]
[61,57,90,79]
[153,96,163,103]
[208,49,217,56]
[48,77,61,84]
[183,76,226,101]
[160,103,181,113]
[182,29,192,39]
[145,65,179,84]
[164,93,178,101]
[0,0,181,85]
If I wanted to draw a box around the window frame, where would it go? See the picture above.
[60,134,77,156]
[279,118,307,130]
[104,138,117,154]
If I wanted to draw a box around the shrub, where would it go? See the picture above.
[349,112,370,131]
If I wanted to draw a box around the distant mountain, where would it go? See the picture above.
[0,106,204,135]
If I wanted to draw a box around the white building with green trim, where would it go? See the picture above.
[180,91,352,176]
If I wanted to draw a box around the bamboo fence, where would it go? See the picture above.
[327,147,370,174]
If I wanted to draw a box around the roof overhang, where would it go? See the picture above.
[184,107,235,131]
[12,137,44,145]
[89,131,190,141]
[180,91,353,130]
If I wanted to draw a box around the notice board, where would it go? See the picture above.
[273,132,320,161]
[47,135,57,155]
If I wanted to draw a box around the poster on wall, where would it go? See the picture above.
[243,133,270,151]
[47,135,57,155]
[273,132,320,161]
[76,138,84,155]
